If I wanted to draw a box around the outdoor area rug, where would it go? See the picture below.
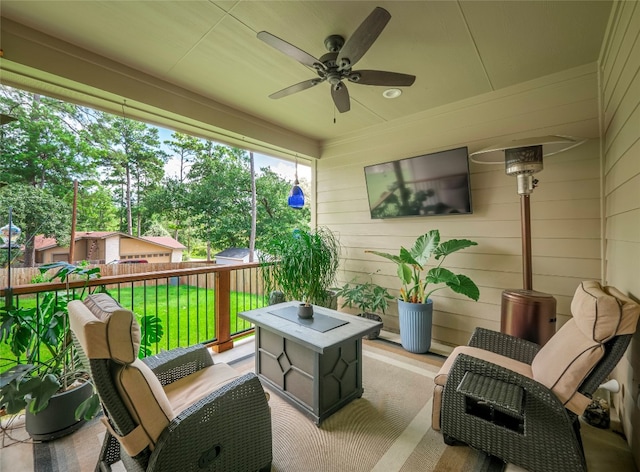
[23,341,504,472]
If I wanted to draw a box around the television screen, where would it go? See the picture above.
[364,146,472,219]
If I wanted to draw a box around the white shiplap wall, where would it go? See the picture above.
[600,1,640,468]
[318,63,602,348]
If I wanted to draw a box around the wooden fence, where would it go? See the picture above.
[1,262,266,295]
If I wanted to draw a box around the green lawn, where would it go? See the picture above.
[1,284,266,365]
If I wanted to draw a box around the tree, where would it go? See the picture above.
[143,178,189,240]
[0,86,102,196]
[0,185,71,267]
[249,152,257,262]
[186,143,310,253]
[100,115,167,235]
[254,168,310,244]
[72,182,119,231]
[164,132,203,183]
[144,220,172,237]
[188,144,253,251]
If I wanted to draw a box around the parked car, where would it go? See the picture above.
[107,259,148,264]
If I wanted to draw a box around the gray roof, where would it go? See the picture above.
[215,248,251,259]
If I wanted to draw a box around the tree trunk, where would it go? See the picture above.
[125,166,132,235]
[249,152,257,262]
[23,233,36,267]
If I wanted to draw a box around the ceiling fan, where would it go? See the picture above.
[257,6,416,113]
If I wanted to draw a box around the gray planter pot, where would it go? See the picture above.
[25,380,94,441]
[297,304,314,319]
[359,313,382,340]
[398,299,433,353]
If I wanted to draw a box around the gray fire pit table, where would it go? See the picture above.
[239,301,382,425]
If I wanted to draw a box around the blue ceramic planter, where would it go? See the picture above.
[398,299,433,353]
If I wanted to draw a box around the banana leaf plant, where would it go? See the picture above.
[366,229,480,304]
[0,262,163,421]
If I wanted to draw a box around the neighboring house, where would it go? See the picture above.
[34,232,186,264]
[214,248,260,265]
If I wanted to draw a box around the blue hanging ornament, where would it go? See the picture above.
[288,160,304,209]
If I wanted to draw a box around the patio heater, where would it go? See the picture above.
[470,135,585,345]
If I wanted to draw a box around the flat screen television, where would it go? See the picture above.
[364,146,472,219]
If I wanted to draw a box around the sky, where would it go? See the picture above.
[157,127,311,182]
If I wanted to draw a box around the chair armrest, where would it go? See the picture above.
[143,345,214,386]
[468,327,540,364]
[441,353,587,472]
[457,371,524,419]
[147,373,272,472]
[443,353,572,430]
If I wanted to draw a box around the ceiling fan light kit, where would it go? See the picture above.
[383,88,402,99]
[258,7,416,113]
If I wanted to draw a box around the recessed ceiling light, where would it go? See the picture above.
[382,88,402,99]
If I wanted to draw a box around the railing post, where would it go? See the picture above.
[212,270,233,353]
[4,287,13,309]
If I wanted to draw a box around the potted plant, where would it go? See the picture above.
[0,262,162,440]
[335,272,393,339]
[366,229,479,353]
[260,227,341,317]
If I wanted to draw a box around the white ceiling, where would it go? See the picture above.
[0,1,612,154]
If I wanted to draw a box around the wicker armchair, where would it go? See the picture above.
[68,293,272,472]
[432,281,639,472]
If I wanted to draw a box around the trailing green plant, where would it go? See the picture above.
[0,261,163,421]
[366,229,479,304]
[335,273,393,315]
[261,227,340,307]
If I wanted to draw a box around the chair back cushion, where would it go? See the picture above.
[83,293,142,363]
[531,319,603,413]
[532,281,639,414]
[571,281,639,342]
[68,294,175,450]
[69,293,141,363]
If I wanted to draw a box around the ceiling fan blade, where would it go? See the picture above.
[257,31,324,70]
[349,70,416,86]
[331,82,350,113]
[337,7,391,71]
[269,79,323,99]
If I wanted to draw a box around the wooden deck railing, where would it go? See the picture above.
[0,263,267,367]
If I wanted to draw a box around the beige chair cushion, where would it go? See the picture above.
[603,285,640,336]
[80,293,141,363]
[70,293,169,452]
[571,281,638,343]
[164,362,241,415]
[432,345,533,430]
[531,319,603,414]
[531,281,640,415]
[434,345,533,387]
[432,384,444,431]
[115,359,175,450]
